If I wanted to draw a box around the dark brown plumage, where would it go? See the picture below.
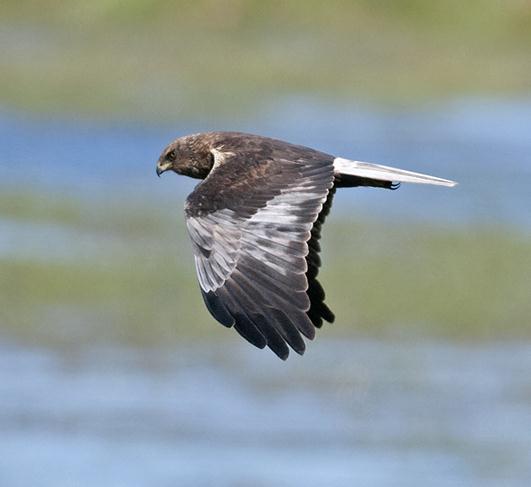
[156,131,456,359]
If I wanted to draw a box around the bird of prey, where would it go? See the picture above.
[156,132,456,359]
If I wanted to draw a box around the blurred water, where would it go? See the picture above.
[2,97,531,230]
[0,339,530,487]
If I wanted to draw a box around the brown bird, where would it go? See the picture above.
[156,132,456,359]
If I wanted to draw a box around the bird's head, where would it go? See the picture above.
[156,135,214,180]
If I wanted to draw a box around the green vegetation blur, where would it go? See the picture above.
[2,191,530,346]
[2,0,531,118]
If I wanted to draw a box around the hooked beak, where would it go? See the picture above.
[156,161,171,177]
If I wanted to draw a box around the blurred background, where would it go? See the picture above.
[1,1,530,486]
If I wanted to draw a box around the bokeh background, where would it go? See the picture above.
[1,1,530,486]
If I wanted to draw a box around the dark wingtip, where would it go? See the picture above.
[293,346,305,357]
[260,324,290,360]
[201,290,234,327]
[234,314,267,349]
[321,303,335,323]
[273,347,290,361]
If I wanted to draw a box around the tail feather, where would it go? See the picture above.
[333,158,457,187]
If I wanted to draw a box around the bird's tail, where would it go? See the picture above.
[333,158,457,187]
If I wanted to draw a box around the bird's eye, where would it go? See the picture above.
[167,150,176,161]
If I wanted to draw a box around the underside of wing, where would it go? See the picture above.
[305,188,336,329]
[186,155,335,359]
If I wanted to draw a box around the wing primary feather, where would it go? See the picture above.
[269,308,306,355]
[231,268,315,340]
[233,314,267,349]
[307,307,323,329]
[253,314,290,360]
[228,273,307,355]
[225,279,290,357]
[200,289,234,327]
[217,285,268,349]
[319,302,335,323]
[233,266,310,310]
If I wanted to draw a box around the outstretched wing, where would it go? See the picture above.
[185,150,335,359]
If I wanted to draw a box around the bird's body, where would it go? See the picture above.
[157,132,456,359]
